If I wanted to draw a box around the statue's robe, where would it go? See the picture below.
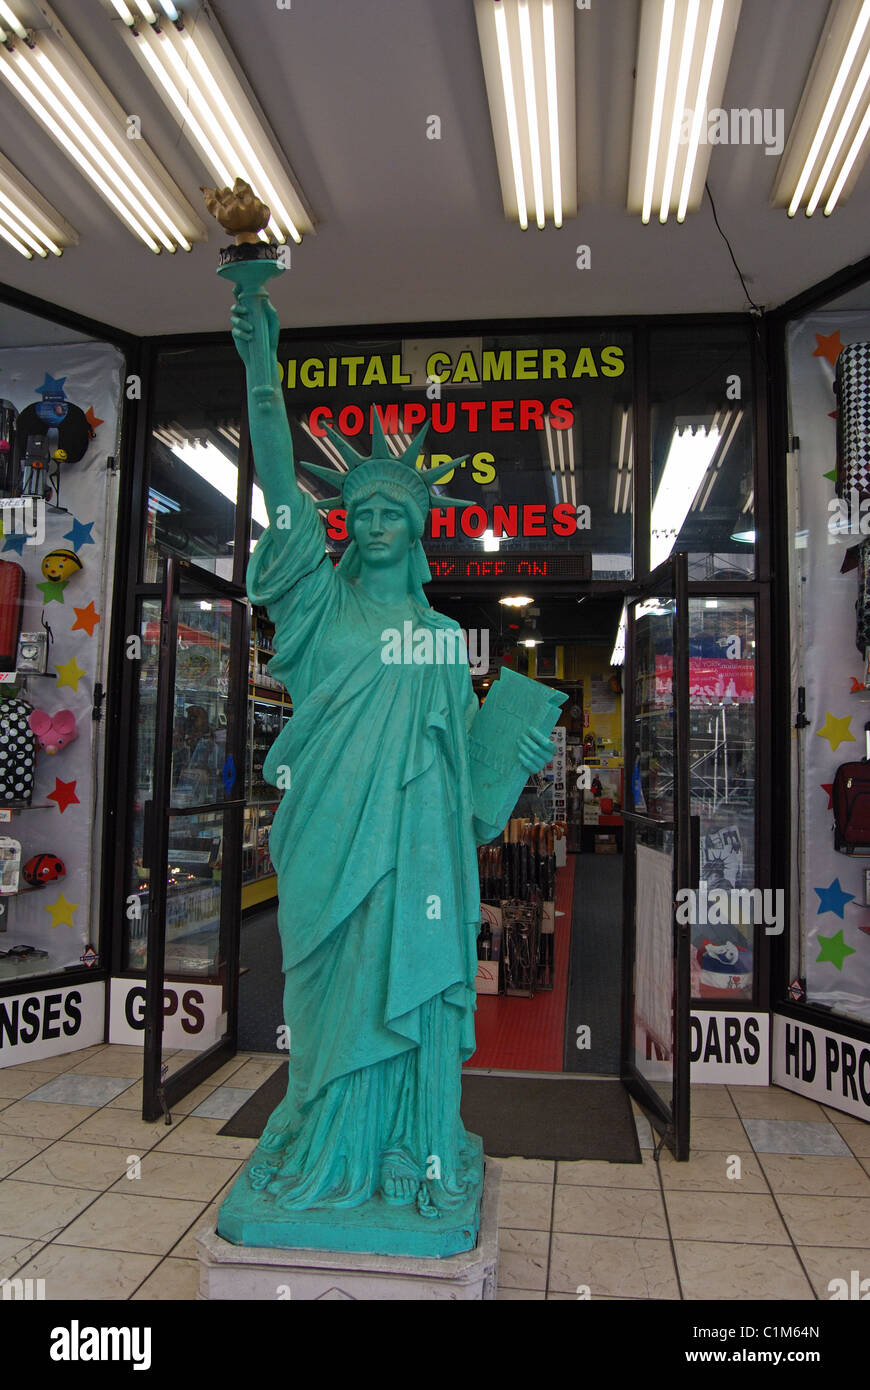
[244,492,481,1210]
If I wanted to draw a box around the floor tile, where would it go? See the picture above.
[658,1148,768,1193]
[492,1157,554,1184]
[664,1190,789,1244]
[0,1179,97,1239]
[742,1119,851,1155]
[777,1195,870,1247]
[191,1086,254,1120]
[0,1100,97,1140]
[690,1086,738,1118]
[0,1134,52,1179]
[496,1181,552,1231]
[0,1234,45,1279]
[12,1140,134,1191]
[689,1117,753,1150]
[553,1185,668,1239]
[106,1081,144,1111]
[796,1246,870,1299]
[1,1051,96,1075]
[171,1208,222,1259]
[63,1109,179,1150]
[0,1067,54,1100]
[731,1086,827,1122]
[154,1116,257,1161]
[496,1287,546,1300]
[54,1191,208,1256]
[835,1123,870,1158]
[759,1153,870,1197]
[674,1241,814,1300]
[108,1150,241,1202]
[131,1255,200,1301]
[549,1233,679,1299]
[68,1049,145,1078]
[496,1228,548,1290]
[24,1074,135,1107]
[557,1155,659,1189]
[224,1060,283,1090]
[14,1244,159,1299]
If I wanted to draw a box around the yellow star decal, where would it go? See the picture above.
[55,656,86,691]
[44,892,79,929]
[816,712,855,752]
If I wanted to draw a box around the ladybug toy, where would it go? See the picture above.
[22,854,66,887]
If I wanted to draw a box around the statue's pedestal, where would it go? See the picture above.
[196,1160,500,1301]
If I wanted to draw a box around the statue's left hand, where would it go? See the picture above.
[517,728,555,774]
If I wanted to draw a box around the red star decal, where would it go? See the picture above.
[821,782,834,810]
[71,601,100,637]
[813,330,844,367]
[85,406,104,437]
[829,410,838,419]
[49,778,79,813]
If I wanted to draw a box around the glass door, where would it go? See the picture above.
[141,555,249,1122]
[621,553,696,1160]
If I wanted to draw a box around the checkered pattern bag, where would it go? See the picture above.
[857,540,870,655]
[836,342,870,500]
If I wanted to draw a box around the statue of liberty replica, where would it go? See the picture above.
[205,182,558,1258]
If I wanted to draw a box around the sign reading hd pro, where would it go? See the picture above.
[773,1014,870,1122]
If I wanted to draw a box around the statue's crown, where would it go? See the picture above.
[298,415,475,529]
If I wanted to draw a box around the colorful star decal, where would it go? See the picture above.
[63,518,94,551]
[816,711,855,752]
[44,892,78,929]
[816,929,857,971]
[2,533,28,555]
[48,778,79,813]
[823,467,838,482]
[821,783,834,810]
[814,878,855,918]
[35,372,66,398]
[37,578,67,605]
[71,602,100,637]
[84,407,103,436]
[55,656,85,691]
[813,330,844,367]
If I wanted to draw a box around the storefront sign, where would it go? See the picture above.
[773,1013,870,1122]
[0,981,104,1065]
[109,979,224,1050]
[690,1009,769,1083]
[655,656,755,703]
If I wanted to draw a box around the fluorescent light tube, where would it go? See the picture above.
[0,149,77,257]
[474,0,576,229]
[610,604,627,667]
[171,438,268,530]
[0,2,205,251]
[773,0,870,215]
[628,0,742,223]
[650,422,721,569]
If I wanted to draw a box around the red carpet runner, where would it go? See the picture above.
[464,860,575,1072]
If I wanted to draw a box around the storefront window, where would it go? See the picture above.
[650,327,755,580]
[144,345,245,583]
[278,329,634,579]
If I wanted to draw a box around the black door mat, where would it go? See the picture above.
[219,1066,641,1164]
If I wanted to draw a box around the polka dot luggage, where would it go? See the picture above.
[835,341,870,502]
[0,559,24,672]
[0,697,35,806]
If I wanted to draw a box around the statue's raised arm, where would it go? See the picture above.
[201,179,301,531]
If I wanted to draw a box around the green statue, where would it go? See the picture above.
[208,188,556,1258]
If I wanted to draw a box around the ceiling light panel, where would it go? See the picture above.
[772,0,870,215]
[627,0,742,223]
[0,147,78,258]
[109,0,314,244]
[0,1,205,252]
[474,0,576,229]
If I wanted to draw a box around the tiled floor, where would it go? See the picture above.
[0,1045,868,1300]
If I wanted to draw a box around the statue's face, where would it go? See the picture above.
[351,492,414,567]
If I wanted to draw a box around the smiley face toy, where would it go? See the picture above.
[41,549,83,583]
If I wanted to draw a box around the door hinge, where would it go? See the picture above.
[92,682,104,721]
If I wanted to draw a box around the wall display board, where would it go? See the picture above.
[0,342,122,992]
[788,312,870,1026]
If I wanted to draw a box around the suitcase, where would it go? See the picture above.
[0,560,24,672]
[835,342,870,501]
[833,721,870,853]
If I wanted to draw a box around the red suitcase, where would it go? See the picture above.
[0,560,24,671]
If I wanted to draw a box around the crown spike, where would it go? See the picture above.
[399,420,431,468]
[323,425,367,471]
[297,458,344,485]
[432,495,478,509]
[420,457,469,488]
[369,408,391,459]
[312,493,344,510]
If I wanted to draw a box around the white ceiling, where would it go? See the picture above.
[1,0,868,338]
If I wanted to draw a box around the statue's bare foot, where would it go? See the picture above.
[379,1154,421,1206]
[416,1182,440,1220]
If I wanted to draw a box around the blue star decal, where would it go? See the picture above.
[221,754,236,797]
[35,372,67,399]
[63,518,94,552]
[814,877,855,918]
[2,534,28,555]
